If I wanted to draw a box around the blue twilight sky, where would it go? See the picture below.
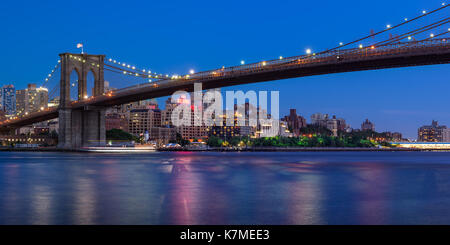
[0,0,449,139]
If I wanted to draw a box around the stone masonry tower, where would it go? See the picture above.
[58,53,106,149]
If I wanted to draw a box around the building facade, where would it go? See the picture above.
[311,113,346,136]
[106,113,129,131]
[282,109,306,136]
[1,85,16,116]
[418,120,448,142]
[361,119,375,132]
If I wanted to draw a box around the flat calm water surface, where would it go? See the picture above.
[1,151,450,224]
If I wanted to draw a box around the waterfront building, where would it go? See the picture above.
[106,113,129,131]
[418,120,448,142]
[444,128,450,142]
[148,127,177,145]
[361,119,375,132]
[384,132,403,142]
[1,85,16,116]
[128,107,162,136]
[311,113,346,136]
[282,109,306,136]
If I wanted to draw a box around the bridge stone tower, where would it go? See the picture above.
[58,53,106,149]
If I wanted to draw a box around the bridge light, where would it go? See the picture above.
[443,2,446,6]
[113,60,117,63]
[386,24,391,29]
[132,66,135,70]
[189,69,195,74]
[279,56,283,60]
[306,48,312,55]
[339,42,343,46]
[408,36,412,40]
[371,45,375,49]
[422,10,426,14]
[262,61,267,66]
[127,65,131,68]
[123,71,127,74]
[359,44,363,49]
[240,60,245,65]
[430,33,435,38]
[404,18,408,21]
[108,58,112,62]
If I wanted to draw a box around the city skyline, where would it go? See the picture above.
[0,0,449,138]
[0,80,444,140]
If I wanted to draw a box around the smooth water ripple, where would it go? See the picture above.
[1,151,450,224]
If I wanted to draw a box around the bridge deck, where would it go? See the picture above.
[1,39,450,129]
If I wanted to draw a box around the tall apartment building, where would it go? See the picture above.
[15,84,48,116]
[1,85,16,116]
[26,84,48,113]
[15,89,26,116]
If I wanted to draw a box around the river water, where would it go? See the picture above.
[1,151,450,224]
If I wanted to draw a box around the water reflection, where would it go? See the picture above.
[1,151,450,224]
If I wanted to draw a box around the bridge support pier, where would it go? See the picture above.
[58,108,106,149]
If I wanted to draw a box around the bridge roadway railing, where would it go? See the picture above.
[114,39,450,94]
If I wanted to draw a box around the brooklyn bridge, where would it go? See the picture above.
[1,4,449,149]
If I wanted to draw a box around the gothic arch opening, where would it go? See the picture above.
[86,69,96,99]
[69,68,80,101]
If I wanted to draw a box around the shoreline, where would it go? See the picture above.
[0,146,440,152]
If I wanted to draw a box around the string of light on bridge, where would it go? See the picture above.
[303,3,448,56]
[41,59,61,88]
[104,57,185,82]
